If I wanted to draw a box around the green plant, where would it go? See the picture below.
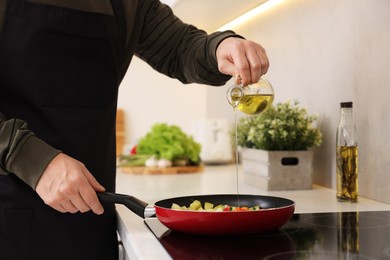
[236,100,322,150]
[137,123,201,164]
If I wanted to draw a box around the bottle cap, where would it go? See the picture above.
[340,102,353,108]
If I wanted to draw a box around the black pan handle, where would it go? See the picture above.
[97,192,155,218]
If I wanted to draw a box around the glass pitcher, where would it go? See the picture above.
[226,77,274,115]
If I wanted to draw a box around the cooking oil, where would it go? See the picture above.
[237,94,274,115]
[336,145,358,202]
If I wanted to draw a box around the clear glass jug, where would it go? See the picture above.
[226,77,274,115]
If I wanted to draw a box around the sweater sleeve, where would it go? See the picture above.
[134,0,243,86]
[0,113,61,189]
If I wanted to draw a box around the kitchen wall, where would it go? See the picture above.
[117,57,209,147]
[118,0,390,204]
[222,0,390,204]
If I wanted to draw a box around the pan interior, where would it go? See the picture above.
[155,194,294,209]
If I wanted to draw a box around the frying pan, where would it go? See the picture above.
[98,192,295,235]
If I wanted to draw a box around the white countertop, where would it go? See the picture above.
[115,165,390,260]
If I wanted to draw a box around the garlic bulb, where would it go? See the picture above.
[145,157,158,167]
[157,158,172,168]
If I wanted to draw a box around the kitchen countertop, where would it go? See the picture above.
[115,165,390,260]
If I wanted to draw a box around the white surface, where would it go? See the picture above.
[115,165,390,260]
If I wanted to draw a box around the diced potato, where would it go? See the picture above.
[204,202,214,210]
[171,203,181,210]
[171,203,188,210]
[171,201,262,212]
[213,204,225,211]
[189,200,202,210]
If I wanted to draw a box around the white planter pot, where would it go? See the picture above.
[241,148,313,190]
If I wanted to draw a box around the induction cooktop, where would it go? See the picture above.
[144,211,390,260]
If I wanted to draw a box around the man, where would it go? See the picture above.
[0,0,269,259]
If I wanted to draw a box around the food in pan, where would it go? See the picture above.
[171,200,262,212]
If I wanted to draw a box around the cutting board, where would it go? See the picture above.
[119,165,204,175]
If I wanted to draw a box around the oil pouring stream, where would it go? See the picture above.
[226,78,275,206]
[233,106,241,206]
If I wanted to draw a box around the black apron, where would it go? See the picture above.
[0,0,127,259]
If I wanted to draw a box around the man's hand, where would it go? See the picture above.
[36,153,105,214]
[216,37,269,86]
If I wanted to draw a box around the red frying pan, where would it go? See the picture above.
[98,192,295,235]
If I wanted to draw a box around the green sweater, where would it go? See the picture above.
[0,0,238,189]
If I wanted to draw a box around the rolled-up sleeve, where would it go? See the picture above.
[0,113,61,189]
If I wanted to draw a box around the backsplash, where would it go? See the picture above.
[215,0,390,204]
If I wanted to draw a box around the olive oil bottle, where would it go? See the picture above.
[336,102,358,202]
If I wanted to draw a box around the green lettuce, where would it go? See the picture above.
[137,123,201,164]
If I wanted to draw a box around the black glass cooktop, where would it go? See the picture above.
[144,211,390,260]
